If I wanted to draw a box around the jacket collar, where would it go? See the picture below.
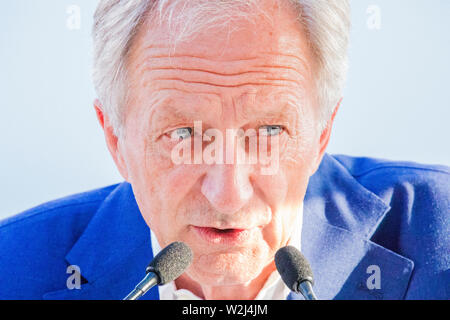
[290,154,414,300]
[44,154,414,300]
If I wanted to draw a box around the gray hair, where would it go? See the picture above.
[92,0,351,137]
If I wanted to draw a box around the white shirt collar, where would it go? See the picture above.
[150,204,303,300]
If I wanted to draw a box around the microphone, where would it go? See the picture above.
[123,241,193,300]
[275,246,318,300]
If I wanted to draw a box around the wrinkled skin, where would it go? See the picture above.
[95,0,339,300]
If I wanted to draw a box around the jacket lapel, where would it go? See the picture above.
[289,154,414,300]
[43,183,158,300]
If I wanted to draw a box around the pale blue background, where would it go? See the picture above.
[1,0,449,219]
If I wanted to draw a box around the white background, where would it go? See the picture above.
[1,0,449,220]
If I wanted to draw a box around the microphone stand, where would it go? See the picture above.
[298,281,318,300]
[123,272,159,300]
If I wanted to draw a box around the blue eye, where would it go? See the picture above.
[170,127,193,140]
[259,125,283,136]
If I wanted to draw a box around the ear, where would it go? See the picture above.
[310,98,342,175]
[94,99,129,181]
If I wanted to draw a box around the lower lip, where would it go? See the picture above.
[192,226,252,245]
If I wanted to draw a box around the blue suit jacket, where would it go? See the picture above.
[0,154,448,300]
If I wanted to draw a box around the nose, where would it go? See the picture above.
[201,163,254,215]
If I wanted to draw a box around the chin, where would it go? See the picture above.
[188,266,262,287]
[188,248,269,286]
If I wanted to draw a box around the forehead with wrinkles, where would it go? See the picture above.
[124,0,318,125]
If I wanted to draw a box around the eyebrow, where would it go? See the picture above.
[148,91,302,130]
[148,94,218,129]
[241,100,301,121]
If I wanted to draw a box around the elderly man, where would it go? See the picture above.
[0,0,448,300]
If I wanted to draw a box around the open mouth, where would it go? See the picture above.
[192,226,251,245]
[212,228,242,234]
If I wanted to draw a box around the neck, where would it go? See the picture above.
[175,261,276,300]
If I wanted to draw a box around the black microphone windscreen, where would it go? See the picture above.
[275,246,314,293]
[146,241,193,285]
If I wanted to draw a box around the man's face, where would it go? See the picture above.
[115,1,326,286]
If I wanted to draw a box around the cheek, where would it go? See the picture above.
[133,140,209,245]
[118,135,175,240]
[255,139,314,251]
